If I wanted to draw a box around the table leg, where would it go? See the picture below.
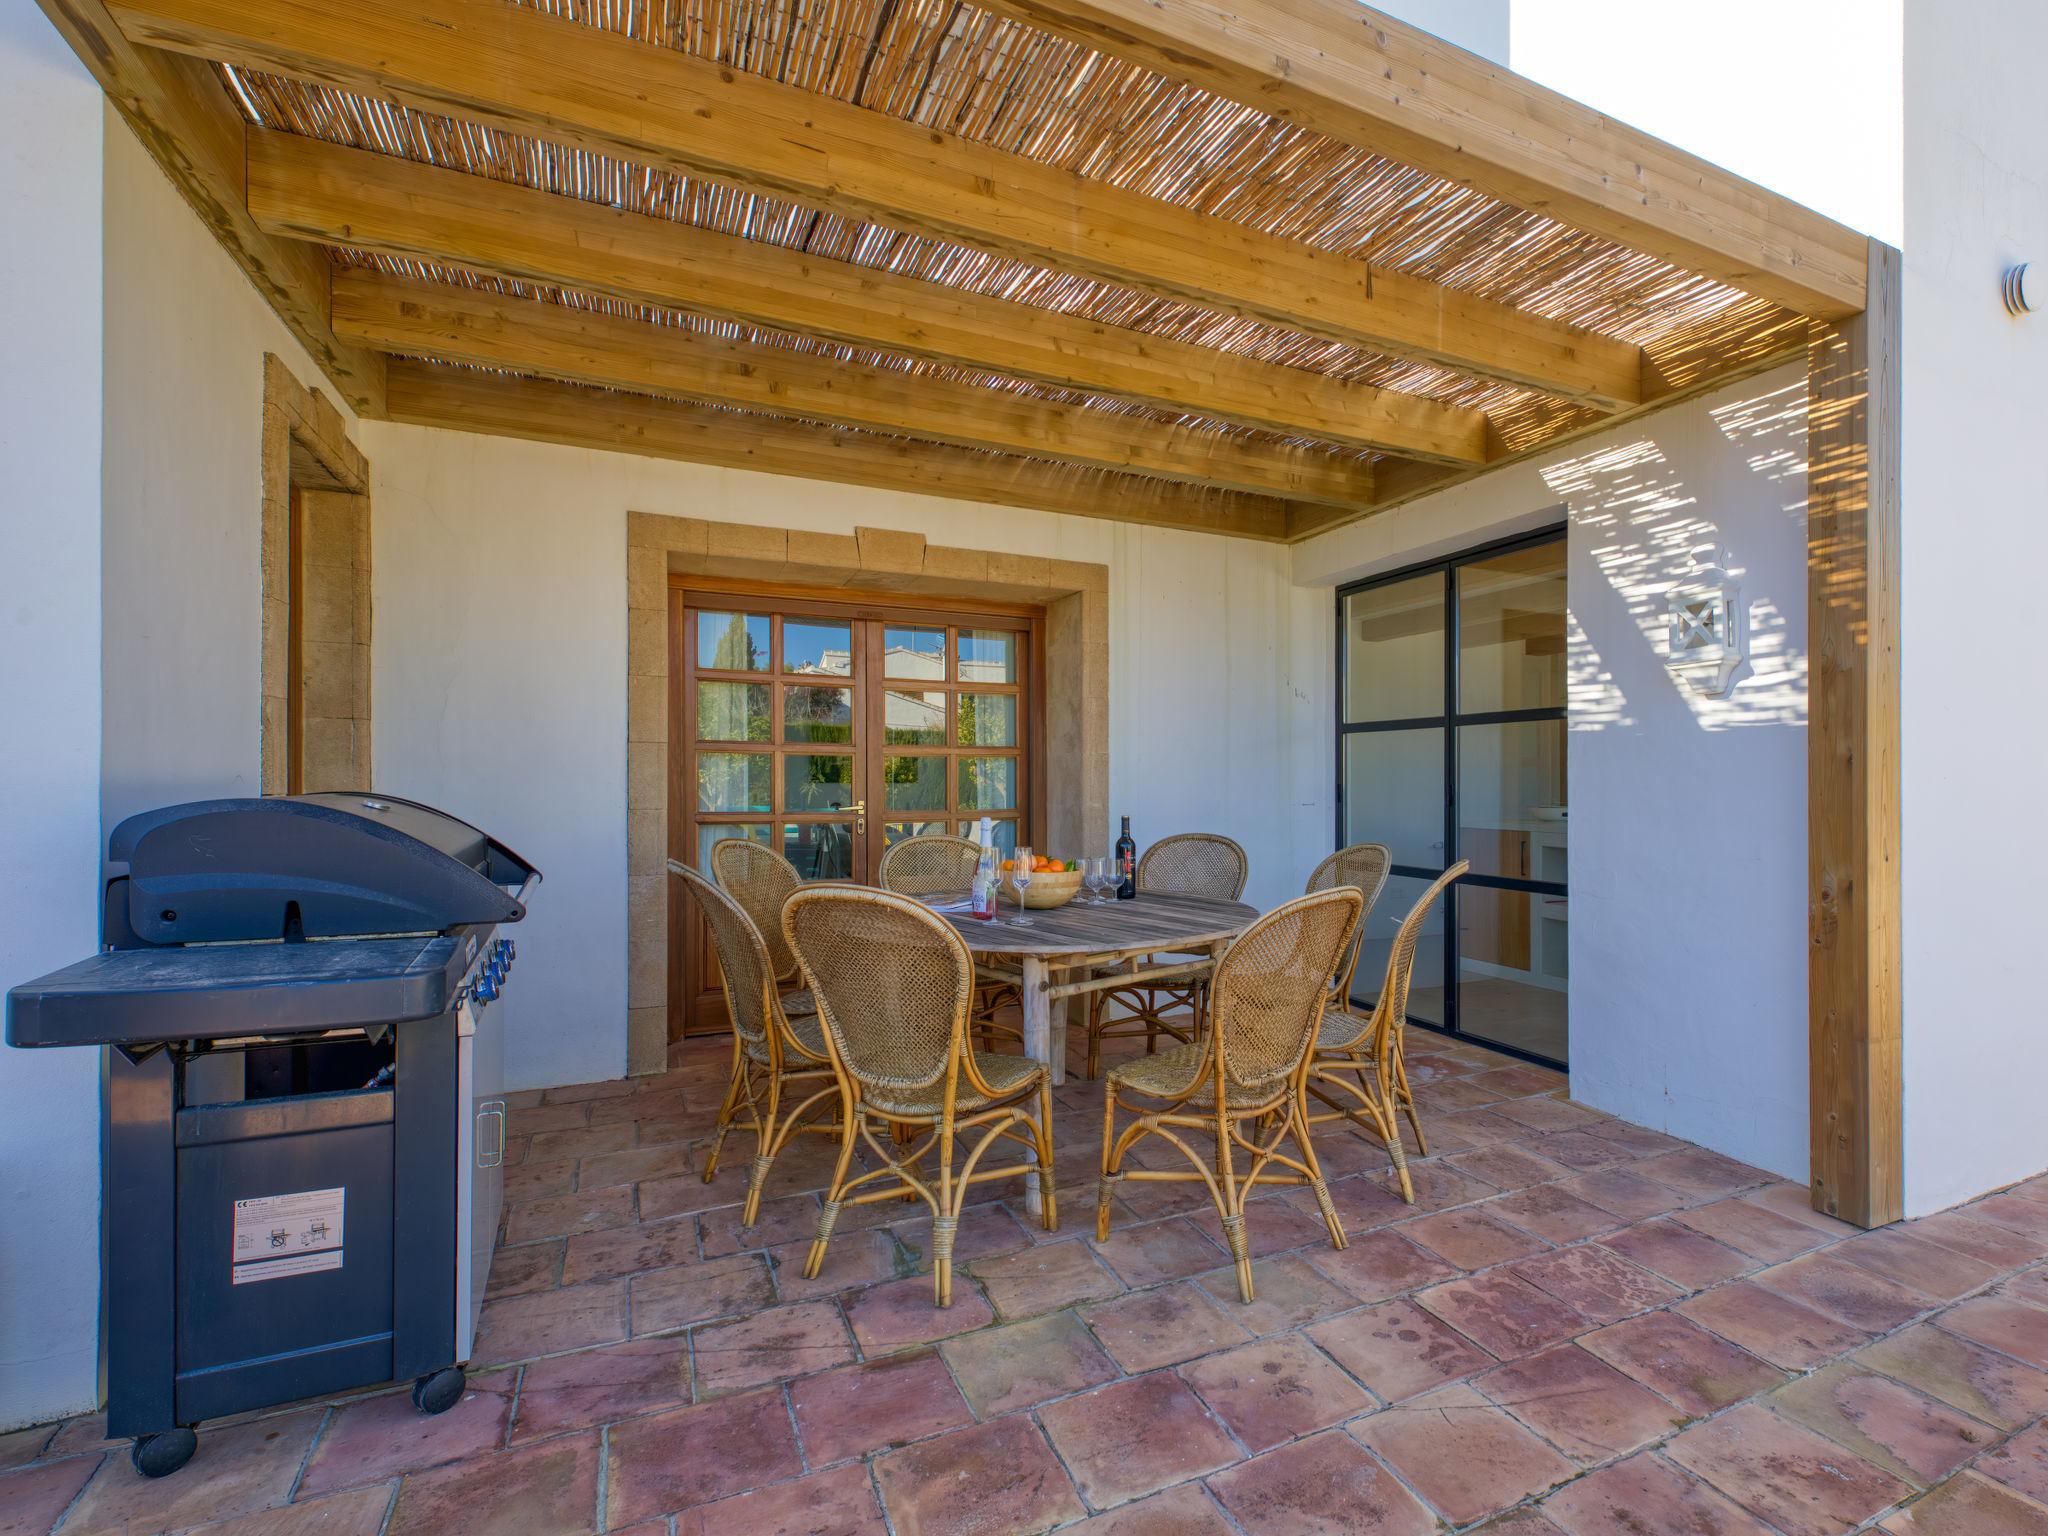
[1021,955,1054,1218]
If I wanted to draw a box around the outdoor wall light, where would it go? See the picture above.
[1666,545,1745,697]
[2004,263,2037,316]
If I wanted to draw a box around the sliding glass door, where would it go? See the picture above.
[1337,528,1568,1067]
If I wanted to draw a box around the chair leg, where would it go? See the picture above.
[701,1050,747,1182]
[1034,1078,1059,1232]
[1096,1087,1121,1242]
[1393,1042,1429,1156]
[1214,1104,1253,1303]
[741,1069,781,1227]
[933,1116,958,1307]
[1294,1078,1347,1252]
[1379,1055,1416,1204]
[1086,990,1104,1081]
[804,1091,859,1281]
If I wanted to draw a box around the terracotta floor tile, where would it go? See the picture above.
[488,1240,564,1299]
[1597,1218,1754,1291]
[507,1096,586,1134]
[474,1279,627,1366]
[675,1461,885,1536]
[1544,1451,1774,1536]
[299,1372,513,1495]
[562,1220,699,1288]
[1527,1131,1636,1171]
[1446,1143,1575,1192]
[1190,1255,1356,1335]
[1416,1270,1588,1359]
[1040,1372,1241,1508]
[1058,1482,1236,1535]
[1578,1311,1788,1416]
[768,1229,901,1302]
[971,1239,1122,1321]
[1482,1186,1623,1246]
[1478,1512,1571,1536]
[1969,1196,2048,1241]
[606,1387,804,1525]
[901,1203,1035,1270]
[1477,1344,1684,1463]
[1859,1321,2048,1430]
[1675,1195,1835,1262]
[699,1195,825,1259]
[182,1485,395,1536]
[512,1335,692,1441]
[1469,1067,1562,1099]
[38,1416,117,1460]
[1303,1229,1456,1302]
[526,1122,635,1163]
[1744,1182,1863,1238]
[1290,1174,1414,1233]
[1561,1168,1686,1222]
[0,1425,53,1473]
[789,1349,973,1464]
[874,1416,1085,1536]
[1511,1244,1680,1325]
[638,1163,760,1223]
[1207,1429,1436,1536]
[941,1311,1117,1418]
[1585,1121,1689,1158]
[629,1252,776,1335]
[1908,1211,2048,1270]
[1353,1382,1575,1525]
[58,1407,315,1536]
[1970,1417,2048,1503]
[504,1186,636,1243]
[1634,1149,1772,1201]
[1307,1297,1494,1401]
[843,1275,995,1353]
[1670,1404,1911,1535]
[1753,1251,1937,1334]
[1488,1095,1605,1136]
[1769,1362,1992,1488]
[504,1157,577,1203]
[1914,1295,2048,1378]
[1089,1217,1228,1288]
[1381,1162,1502,1212]
[1999,1268,2048,1308]
[1190,1198,1334,1261]
[1402,1208,1551,1270]
[1677,1279,1873,1370]
[1835,1228,2003,1302]
[1081,1281,1251,1372]
[689,1301,856,1396]
[386,1433,600,1536]
[578,1142,694,1191]
[1881,1470,2048,1536]
[1180,1335,1371,1452]
[0,1455,99,1536]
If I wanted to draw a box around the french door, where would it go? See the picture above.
[1336,528,1569,1068]
[670,584,1042,1034]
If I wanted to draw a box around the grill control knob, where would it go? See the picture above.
[474,973,498,1005]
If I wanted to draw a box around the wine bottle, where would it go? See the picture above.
[969,816,999,920]
[1115,815,1137,900]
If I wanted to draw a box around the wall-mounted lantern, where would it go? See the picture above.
[1666,545,1745,697]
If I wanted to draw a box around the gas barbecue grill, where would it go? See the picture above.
[5,793,539,1477]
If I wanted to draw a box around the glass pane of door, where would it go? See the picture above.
[1456,887,1567,1059]
[1458,542,1566,713]
[1344,574,1445,721]
[1457,721,1566,880]
[1351,873,1448,1025]
[1342,729,1444,870]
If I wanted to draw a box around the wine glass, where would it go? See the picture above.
[1086,856,1110,904]
[1011,846,1035,925]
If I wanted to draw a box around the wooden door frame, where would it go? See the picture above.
[667,575,1049,1036]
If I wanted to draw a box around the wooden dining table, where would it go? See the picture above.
[925,888,1260,1216]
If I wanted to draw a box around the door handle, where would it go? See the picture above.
[846,800,867,833]
[477,1101,506,1168]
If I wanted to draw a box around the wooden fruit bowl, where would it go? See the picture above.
[998,868,1082,910]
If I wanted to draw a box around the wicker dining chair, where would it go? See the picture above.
[1097,886,1363,1302]
[782,885,1057,1305]
[877,834,1024,1047]
[1306,843,1393,1018]
[1306,862,1465,1204]
[671,862,840,1226]
[1084,832,1249,1079]
[708,839,817,1023]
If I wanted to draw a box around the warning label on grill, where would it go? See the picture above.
[231,1188,344,1285]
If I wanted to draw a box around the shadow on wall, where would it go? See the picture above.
[1550,381,1810,735]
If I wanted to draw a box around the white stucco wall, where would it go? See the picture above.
[1296,365,1813,1182]
[100,108,359,833]
[0,6,105,1432]
[360,422,1331,1092]
[1899,0,2048,1215]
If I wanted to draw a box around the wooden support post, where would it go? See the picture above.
[1807,238,1902,1228]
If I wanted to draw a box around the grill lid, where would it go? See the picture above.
[109,794,539,945]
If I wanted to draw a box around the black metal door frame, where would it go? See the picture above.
[1334,522,1569,1070]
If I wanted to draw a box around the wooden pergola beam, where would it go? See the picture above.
[110,0,1644,408]
[248,131,1486,467]
[384,362,1291,541]
[1807,239,1902,1227]
[35,1,384,415]
[979,0,1870,320]
[332,272,1376,507]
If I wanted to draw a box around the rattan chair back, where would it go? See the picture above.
[783,886,975,1098]
[711,838,803,982]
[1366,861,1468,1037]
[1137,833,1249,900]
[1210,887,1363,1098]
[1307,843,1393,1002]
[672,862,776,1056]
[878,834,981,896]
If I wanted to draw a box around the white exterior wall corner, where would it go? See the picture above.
[0,9,104,1430]
[1899,0,2048,1216]
[1294,365,1813,1184]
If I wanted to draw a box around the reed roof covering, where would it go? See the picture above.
[189,0,1822,534]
